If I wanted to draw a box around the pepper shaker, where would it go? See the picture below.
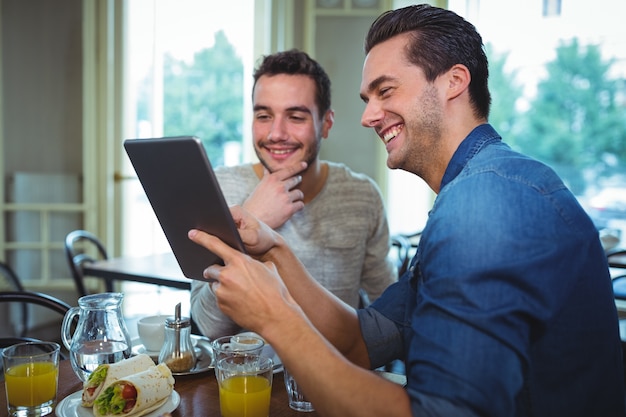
[158,303,196,372]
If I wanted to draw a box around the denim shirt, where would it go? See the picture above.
[360,124,625,417]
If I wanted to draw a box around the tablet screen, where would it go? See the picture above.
[124,136,246,280]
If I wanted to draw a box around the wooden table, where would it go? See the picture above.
[83,252,192,290]
[0,360,318,417]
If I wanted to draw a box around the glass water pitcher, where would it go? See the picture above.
[61,292,132,382]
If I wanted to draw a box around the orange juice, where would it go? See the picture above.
[219,375,271,417]
[4,361,58,407]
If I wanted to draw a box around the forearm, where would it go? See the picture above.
[261,236,369,364]
[265,307,411,417]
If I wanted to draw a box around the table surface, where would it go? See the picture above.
[0,360,318,417]
[83,252,192,290]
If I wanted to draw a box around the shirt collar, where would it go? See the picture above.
[439,124,501,190]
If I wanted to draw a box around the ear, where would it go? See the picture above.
[321,109,335,139]
[446,64,471,101]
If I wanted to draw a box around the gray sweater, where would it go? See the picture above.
[190,161,396,338]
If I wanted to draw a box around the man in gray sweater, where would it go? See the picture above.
[190,49,396,338]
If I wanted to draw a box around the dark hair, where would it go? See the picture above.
[365,4,490,119]
[252,49,332,118]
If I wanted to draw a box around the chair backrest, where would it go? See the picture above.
[0,262,28,337]
[64,230,112,297]
[0,291,71,316]
[607,248,626,268]
[390,234,411,277]
[0,291,72,366]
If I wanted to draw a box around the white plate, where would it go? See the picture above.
[56,390,180,417]
[132,344,162,359]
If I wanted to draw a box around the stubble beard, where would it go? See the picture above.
[395,84,443,180]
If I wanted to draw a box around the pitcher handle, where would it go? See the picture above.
[61,306,81,351]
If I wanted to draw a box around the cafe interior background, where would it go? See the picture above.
[1,0,625,345]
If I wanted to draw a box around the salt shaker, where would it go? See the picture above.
[158,303,196,372]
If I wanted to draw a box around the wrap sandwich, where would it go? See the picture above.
[93,363,175,417]
[82,354,155,407]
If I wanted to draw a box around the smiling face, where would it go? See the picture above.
[360,33,444,180]
[252,74,332,173]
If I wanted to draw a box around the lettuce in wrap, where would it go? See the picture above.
[82,354,155,407]
[94,363,175,417]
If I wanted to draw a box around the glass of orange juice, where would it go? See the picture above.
[215,355,273,417]
[2,341,60,417]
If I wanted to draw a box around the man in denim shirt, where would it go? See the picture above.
[188,4,625,416]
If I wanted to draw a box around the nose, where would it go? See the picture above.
[268,118,288,141]
[361,101,383,128]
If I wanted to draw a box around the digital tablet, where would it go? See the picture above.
[124,136,246,280]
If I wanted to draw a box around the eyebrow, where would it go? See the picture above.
[286,105,312,114]
[253,104,313,115]
[360,75,395,102]
[253,104,270,112]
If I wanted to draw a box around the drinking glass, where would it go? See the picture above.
[215,355,273,417]
[2,341,60,417]
[211,334,265,362]
[283,367,314,412]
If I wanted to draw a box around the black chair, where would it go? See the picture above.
[390,231,422,277]
[607,249,626,299]
[390,234,411,277]
[64,230,113,297]
[0,291,72,372]
[608,248,626,268]
[0,291,71,317]
[0,261,28,337]
[402,230,422,262]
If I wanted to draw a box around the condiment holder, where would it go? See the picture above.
[158,303,197,373]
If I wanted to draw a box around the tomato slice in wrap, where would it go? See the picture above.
[82,354,155,407]
[93,363,175,417]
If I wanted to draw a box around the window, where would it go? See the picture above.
[121,0,254,257]
[118,0,254,317]
[447,0,626,248]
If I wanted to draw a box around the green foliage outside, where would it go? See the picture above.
[141,32,626,196]
[158,30,244,166]
[488,39,626,196]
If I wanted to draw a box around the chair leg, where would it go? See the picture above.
[105,277,114,293]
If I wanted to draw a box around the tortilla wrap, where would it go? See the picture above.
[93,363,175,417]
[82,354,155,407]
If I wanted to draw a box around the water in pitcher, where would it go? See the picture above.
[70,340,130,381]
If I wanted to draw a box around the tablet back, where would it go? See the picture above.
[123,136,245,280]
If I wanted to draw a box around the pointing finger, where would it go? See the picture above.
[188,229,240,266]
